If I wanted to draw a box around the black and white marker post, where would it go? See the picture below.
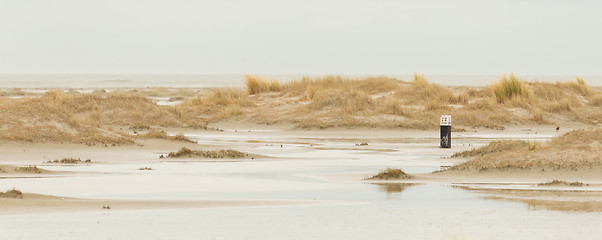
[440,115,451,148]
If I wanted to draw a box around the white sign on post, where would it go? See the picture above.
[440,115,451,126]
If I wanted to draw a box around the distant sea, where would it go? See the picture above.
[0,74,600,89]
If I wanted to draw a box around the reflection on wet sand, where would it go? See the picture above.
[456,185,602,212]
[370,183,420,194]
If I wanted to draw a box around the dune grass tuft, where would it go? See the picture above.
[492,74,531,103]
[246,75,281,95]
[365,168,413,180]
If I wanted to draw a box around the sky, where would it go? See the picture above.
[1,0,601,75]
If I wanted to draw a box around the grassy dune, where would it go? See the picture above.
[445,128,602,171]
[212,74,600,130]
[0,91,204,144]
[0,74,600,144]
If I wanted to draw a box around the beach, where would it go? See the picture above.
[0,76,601,239]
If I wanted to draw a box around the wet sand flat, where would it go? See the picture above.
[0,126,600,239]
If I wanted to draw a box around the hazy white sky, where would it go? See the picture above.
[1,0,601,75]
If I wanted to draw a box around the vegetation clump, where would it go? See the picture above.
[538,180,586,187]
[0,189,23,199]
[491,74,531,103]
[14,165,42,173]
[245,75,281,94]
[47,158,91,164]
[166,147,249,159]
[138,167,153,170]
[136,130,195,143]
[365,168,414,180]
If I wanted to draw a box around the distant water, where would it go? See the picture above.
[0,74,600,89]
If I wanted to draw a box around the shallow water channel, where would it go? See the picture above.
[0,130,600,239]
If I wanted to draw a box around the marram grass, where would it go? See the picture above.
[492,74,530,103]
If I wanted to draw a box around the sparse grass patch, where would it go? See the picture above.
[137,130,195,143]
[538,180,586,187]
[365,168,413,180]
[47,158,91,164]
[451,141,527,158]
[166,147,249,159]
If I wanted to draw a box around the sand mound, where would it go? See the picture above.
[445,128,602,171]
[0,189,23,199]
[365,168,414,180]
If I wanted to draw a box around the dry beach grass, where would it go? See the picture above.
[0,74,599,144]
[444,128,602,171]
[165,147,250,159]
